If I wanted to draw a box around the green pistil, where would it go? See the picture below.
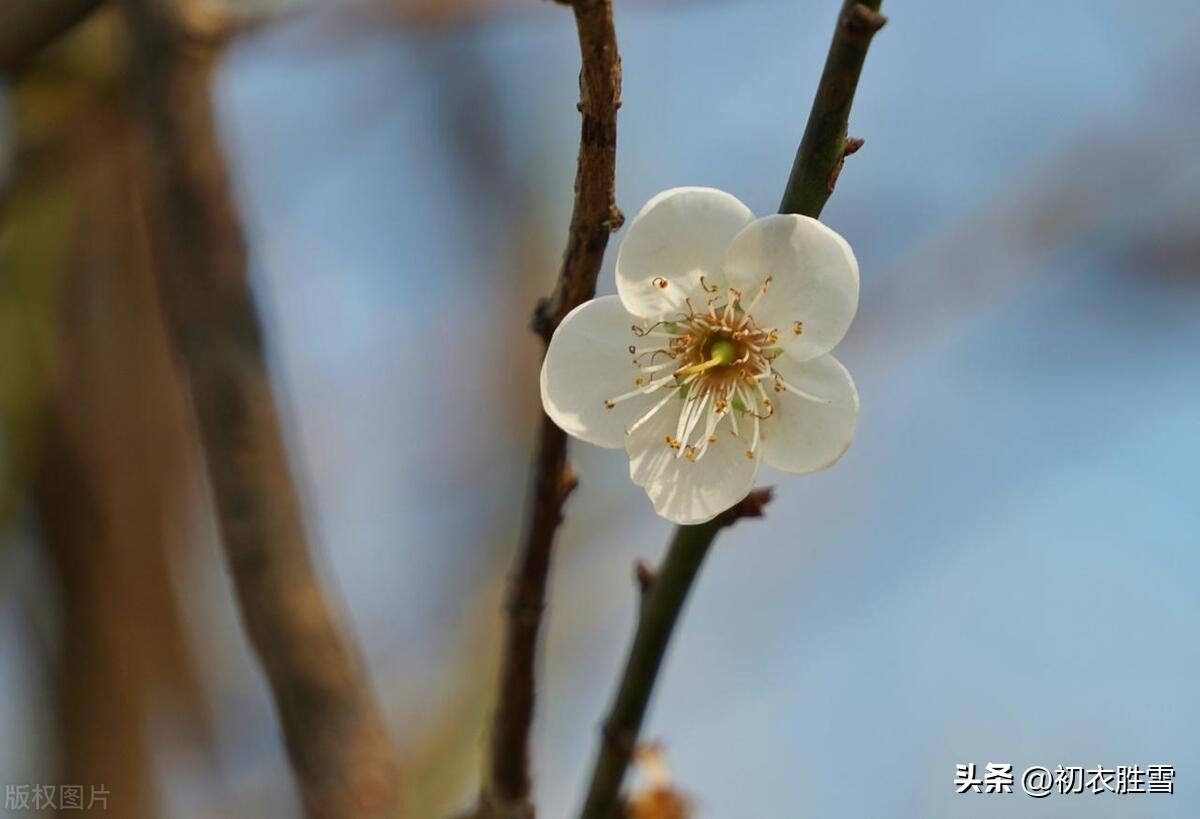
[674,338,739,378]
[709,339,738,365]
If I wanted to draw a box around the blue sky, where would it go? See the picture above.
[212,1,1200,815]
[5,0,1200,815]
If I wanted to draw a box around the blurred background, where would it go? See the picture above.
[2,0,1199,816]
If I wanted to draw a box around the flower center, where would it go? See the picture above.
[673,337,739,378]
[602,276,828,464]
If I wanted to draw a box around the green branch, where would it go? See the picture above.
[577,3,886,817]
[578,491,773,819]
[780,0,886,218]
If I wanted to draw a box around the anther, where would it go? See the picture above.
[777,378,832,404]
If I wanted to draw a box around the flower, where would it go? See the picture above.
[540,187,860,524]
[625,744,692,819]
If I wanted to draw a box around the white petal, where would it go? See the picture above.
[540,296,658,448]
[626,396,759,524]
[615,187,755,320]
[723,214,859,361]
[761,352,859,474]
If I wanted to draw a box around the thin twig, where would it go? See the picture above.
[577,491,774,819]
[121,2,402,816]
[0,0,105,75]
[779,0,886,218]
[483,1,622,817]
[577,3,885,816]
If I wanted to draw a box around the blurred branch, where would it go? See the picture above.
[12,44,220,807]
[120,1,402,816]
[779,0,886,217]
[577,491,772,819]
[480,1,623,817]
[576,3,886,816]
[0,0,104,75]
[36,420,158,819]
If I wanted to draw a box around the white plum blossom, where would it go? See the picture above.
[540,187,860,525]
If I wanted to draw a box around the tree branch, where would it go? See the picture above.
[779,0,886,218]
[576,3,885,816]
[483,1,622,817]
[120,2,402,816]
[0,0,105,75]
[577,491,773,819]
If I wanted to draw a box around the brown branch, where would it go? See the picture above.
[120,1,402,816]
[0,0,105,75]
[531,1,625,342]
[481,1,622,817]
[36,421,158,819]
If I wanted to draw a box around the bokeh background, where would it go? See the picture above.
[2,0,1199,816]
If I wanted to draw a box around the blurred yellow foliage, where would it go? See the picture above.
[625,745,692,819]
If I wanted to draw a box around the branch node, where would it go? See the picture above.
[843,4,888,42]
[634,560,656,597]
[476,793,535,819]
[531,297,554,341]
[715,487,775,528]
[827,136,866,193]
[506,588,546,627]
[601,719,638,759]
[559,465,580,504]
